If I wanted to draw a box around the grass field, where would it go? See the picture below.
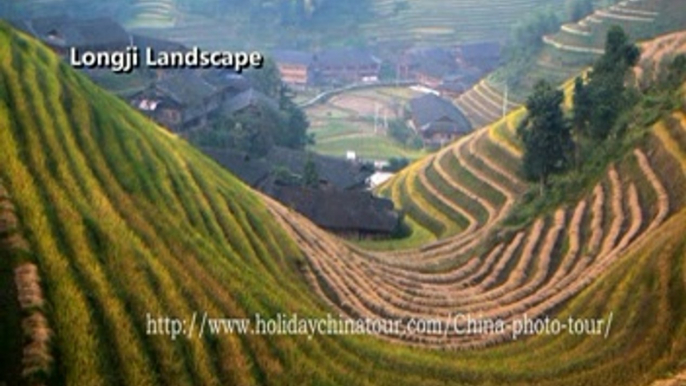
[2,22,686,386]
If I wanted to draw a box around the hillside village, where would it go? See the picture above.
[7,0,683,241]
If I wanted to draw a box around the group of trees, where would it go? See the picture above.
[190,58,311,157]
[518,26,640,191]
[520,25,686,194]
[246,59,312,150]
[572,26,641,141]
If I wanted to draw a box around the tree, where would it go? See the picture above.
[228,122,252,153]
[303,153,319,188]
[229,111,274,157]
[518,80,573,192]
[247,58,311,150]
[581,26,640,140]
[276,86,311,150]
[388,119,412,144]
[662,54,686,88]
[571,76,590,166]
[386,157,410,172]
[246,57,283,99]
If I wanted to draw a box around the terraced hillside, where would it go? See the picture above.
[268,93,686,380]
[290,94,686,348]
[125,0,177,29]
[455,79,523,130]
[456,0,686,129]
[543,0,669,55]
[362,0,565,46]
[2,23,686,386]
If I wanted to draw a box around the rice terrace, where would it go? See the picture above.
[2,0,686,386]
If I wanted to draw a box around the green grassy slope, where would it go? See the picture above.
[0,24,321,386]
[1,23,686,386]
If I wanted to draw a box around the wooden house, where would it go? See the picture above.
[316,48,382,85]
[270,186,401,239]
[272,50,315,88]
[409,93,472,147]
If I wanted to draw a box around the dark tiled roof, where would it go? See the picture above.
[267,147,372,190]
[156,73,217,106]
[438,82,469,94]
[201,146,372,191]
[271,50,314,66]
[415,60,456,80]
[404,47,459,80]
[224,88,278,114]
[406,47,455,65]
[317,48,381,68]
[409,93,472,134]
[271,186,400,233]
[201,148,271,186]
[201,69,250,91]
[439,68,483,93]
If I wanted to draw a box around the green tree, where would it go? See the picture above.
[228,111,274,157]
[571,76,590,166]
[276,86,311,150]
[388,119,412,144]
[581,26,640,140]
[272,166,302,185]
[518,80,573,192]
[225,122,248,152]
[663,54,686,88]
[247,57,310,150]
[246,57,283,98]
[386,157,410,172]
[303,153,319,188]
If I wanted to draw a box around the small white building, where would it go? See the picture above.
[367,172,395,189]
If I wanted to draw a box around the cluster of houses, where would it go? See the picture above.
[9,15,402,239]
[202,146,402,239]
[272,43,499,147]
[272,42,501,96]
[13,15,494,149]
[272,48,383,87]
[10,15,269,134]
